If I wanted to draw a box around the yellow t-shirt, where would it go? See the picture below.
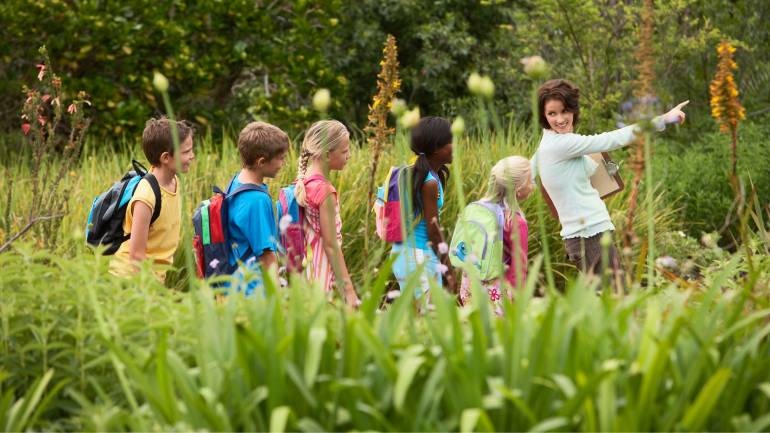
[109,176,181,282]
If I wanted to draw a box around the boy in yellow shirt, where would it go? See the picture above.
[109,117,195,282]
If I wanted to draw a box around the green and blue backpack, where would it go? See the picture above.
[449,201,505,280]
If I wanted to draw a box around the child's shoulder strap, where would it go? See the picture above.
[228,183,267,197]
[303,174,327,183]
[474,200,505,240]
[142,173,162,224]
[223,174,268,198]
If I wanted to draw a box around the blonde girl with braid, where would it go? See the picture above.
[294,120,359,306]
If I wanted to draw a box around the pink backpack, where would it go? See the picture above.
[276,175,325,272]
[373,166,407,242]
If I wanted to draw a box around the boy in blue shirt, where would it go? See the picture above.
[226,121,289,295]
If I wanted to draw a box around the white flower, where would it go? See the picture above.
[520,55,548,79]
[479,76,495,98]
[437,242,449,255]
[655,256,678,272]
[209,258,220,269]
[399,107,421,129]
[279,277,288,287]
[467,72,483,94]
[152,71,169,92]
[468,253,478,264]
[436,263,448,275]
[386,290,401,300]
[390,98,407,116]
[451,116,465,137]
[279,214,293,234]
[312,88,331,112]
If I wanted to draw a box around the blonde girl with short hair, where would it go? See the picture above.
[294,120,359,306]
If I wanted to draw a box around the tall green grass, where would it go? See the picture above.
[0,127,680,289]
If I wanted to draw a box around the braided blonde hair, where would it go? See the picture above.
[482,156,531,210]
[294,119,350,206]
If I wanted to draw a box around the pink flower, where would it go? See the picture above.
[436,263,448,275]
[41,94,50,102]
[67,103,77,114]
[386,290,401,300]
[437,242,449,255]
[279,214,292,234]
[21,123,31,135]
[37,115,46,126]
[488,288,501,302]
[36,64,46,81]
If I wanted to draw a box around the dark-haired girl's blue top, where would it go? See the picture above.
[409,171,444,250]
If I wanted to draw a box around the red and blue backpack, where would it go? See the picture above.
[192,177,267,279]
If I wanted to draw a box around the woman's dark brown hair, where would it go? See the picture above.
[537,79,580,129]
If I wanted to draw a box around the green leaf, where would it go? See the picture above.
[460,408,494,433]
[528,416,570,432]
[304,325,327,387]
[394,345,425,412]
[269,406,291,433]
[681,368,731,431]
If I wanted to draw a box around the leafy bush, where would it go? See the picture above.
[653,118,770,242]
[0,0,346,138]
[3,0,770,141]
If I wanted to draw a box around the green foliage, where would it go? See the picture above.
[1,243,769,431]
[0,0,346,138]
[3,1,769,141]
[653,118,770,241]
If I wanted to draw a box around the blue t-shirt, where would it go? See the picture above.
[226,175,278,266]
[411,171,444,250]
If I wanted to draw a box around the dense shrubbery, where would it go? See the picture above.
[0,0,346,137]
[2,0,769,141]
[653,117,770,242]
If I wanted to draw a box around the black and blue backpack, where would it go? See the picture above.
[85,160,161,255]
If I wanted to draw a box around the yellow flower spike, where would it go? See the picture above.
[710,39,744,177]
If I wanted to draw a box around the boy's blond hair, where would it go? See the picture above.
[238,121,290,168]
[142,117,193,166]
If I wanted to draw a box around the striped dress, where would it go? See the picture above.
[303,176,342,293]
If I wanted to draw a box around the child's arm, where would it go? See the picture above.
[319,196,359,306]
[422,180,457,293]
[127,201,152,264]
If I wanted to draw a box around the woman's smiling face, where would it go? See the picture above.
[544,99,574,134]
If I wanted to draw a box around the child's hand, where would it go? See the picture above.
[344,285,360,308]
[662,100,689,125]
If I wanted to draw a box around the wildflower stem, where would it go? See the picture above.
[160,90,196,293]
[644,131,655,287]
